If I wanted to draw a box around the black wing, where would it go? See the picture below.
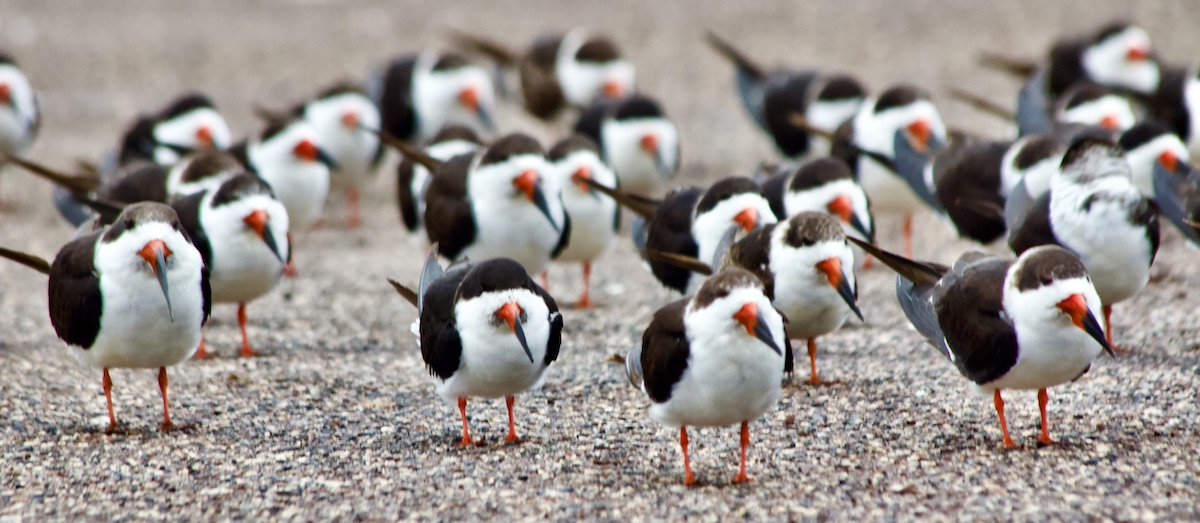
[396,156,422,231]
[763,72,819,158]
[934,140,1010,244]
[171,191,213,265]
[933,257,1019,385]
[645,187,702,293]
[533,283,562,365]
[551,210,572,259]
[375,55,419,143]
[519,35,567,120]
[100,163,170,205]
[47,233,104,349]
[640,299,691,404]
[1007,193,1060,255]
[725,224,777,299]
[424,154,477,261]
[761,168,789,220]
[1152,162,1200,246]
[417,266,471,380]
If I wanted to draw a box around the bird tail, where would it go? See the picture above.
[0,246,51,275]
[1,153,101,195]
[580,177,660,219]
[448,30,519,66]
[978,52,1038,79]
[704,31,767,80]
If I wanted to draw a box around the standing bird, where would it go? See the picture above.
[705,32,865,159]
[0,203,210,432]
[173,173,289,358]
[389,252,562,446]
[452,28,635,121]
[574,94,680,198]
[292,83,384,228]
[391,132,568,276]
[853,238,1113,448]
[1152,146,1200,246]
[1119,121,1190,198]
[368,50,495,144]
[230,117,334,275]
[0,52,40,204]
[545,134,619,308]
[761,158,874,243]
[397,125,483,232]
[830,85,948,257]
[625,269,790,485]
[1008,138,1159,349]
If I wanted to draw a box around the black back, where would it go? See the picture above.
[639,299,691,403]
[377,55,419,142]
[424,154,479,260]
[99,163,170,205]
[1008,193,1061,255]
[934,257,1019,384]
[646,188,703,293]
[935,140,1011,244]
[47,234,104,349]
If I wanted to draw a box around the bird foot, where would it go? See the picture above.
[505,433,521,444]
[160,421,176,432]
[805,377,840,387]
[240,347,257,358]
[1037,435,1054,446]
[283,263,298,278]
[1001,439,1018,450]
[104,422,123,435]
[346,216,362,229]
[732,473,754,484]
[572,297,595,309]
[683,474,698,487]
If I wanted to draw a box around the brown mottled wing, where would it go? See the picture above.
[519,35,566,120]
[932,256,1019,385]
[640,299,691,404]
[423,153,477,261]
[47,233,104,349]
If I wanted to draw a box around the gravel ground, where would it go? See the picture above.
[2,1,1200,521]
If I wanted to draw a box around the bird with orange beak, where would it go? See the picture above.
[294,83,384,228]
[626,268,790,485]
[0,203,210,433]
[0,52,39,204]
[574,93,679,198]
[831,84,947,257]
[545,134,619,308]
[369,50,495,145]
[389,251,562,447]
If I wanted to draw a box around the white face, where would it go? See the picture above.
[692,192,778,267]
[1056,95,1136,131]
[685,286,785,355]
[600,117,680,192]
[248,121,331,230]
[0,63,38,153]
[1000,138,1065,198]
[781,179,873,241]
[452,287,553,378]
[304,92,380,159]
[200,191,289,302]
[853,98,947,157]
[412,57,494,140]
[1125,133,1190,197]
[550,149,618,200]
[805,97,863,156]
[152,108,233,164]
[1002,249,1107,373]
[468,152,565,230]
[1081,26,1160,94]
[556,30,635,107]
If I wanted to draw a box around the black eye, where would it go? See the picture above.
[1041,277,1053,286]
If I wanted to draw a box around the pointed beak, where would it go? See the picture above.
[196,126,214,150]
[244,209,284,263]
[496,302,534,363]
[341,110,359,130]
[571,165,595,195]
[733,302,782,356]
[138,239,174,321]
[733,208,759,233]
[1056,293,1114,357]
[640,134,668,174]
[0,84,10,108]
[1099,114,1121,131]
[460,86,494,129]
[294,139,339,170]
[816,257,863,321]
[1126,46,1150,62]
[905,119,932,153]
[514,169,560,232]
[1158,151,1180,174]
[602,79,625,99]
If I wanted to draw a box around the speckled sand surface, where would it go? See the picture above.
[1,1,1199,521]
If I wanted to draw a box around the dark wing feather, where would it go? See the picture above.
[724,224,777,299]
[47,234,104,349]
[200,265,212,325]
[933,257,1019,385]
[1007,193,1060,255]
[934,141,1011,244]
[761,168,790,219]
[417,268,470,380]
[763,72,818,157]
[375,56,419,143]
[532,283,562,365]
[645,188,702,293]
[100,163,170,204]
[171,192,213,265]
[520,35,567,120]
[640,299,691,404]
[1130,197,1161,265]
[396,156,422,231]
[423,154,477,261]
[1152,163,1200,246]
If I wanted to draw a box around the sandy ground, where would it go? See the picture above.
[2,1,1199,520]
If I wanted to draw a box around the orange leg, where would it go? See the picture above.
[732,420,753,484]
[806,339,821,384]
[158,367,174,431]
[103,368,118,434]
[574,262,595,309]
[680,426,697,486]
[903,214,914,258]
[862,254,875,270]
[238,303,255,357]
[193,335,209,359]
[1037,388,1053,445]
[346,187,362,229]
[457,397,473,447]
[283,233,297,277]
[505,395,520,443]
[1102,304,1116,351]
[993,389,1017,449]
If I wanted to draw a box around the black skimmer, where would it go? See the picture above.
[1000,125,1115,229]
[1120,121,1190,198]
[828,84,947,256]
[1053,83,1136,132]
[368,50,495,144]
[396,125,482,232]
[452,28,635,121]
[705,32,864,159]
[852,238,1113,448]
[114,92,233,168]
[389,132,568,275]
[1151,145,1200,246]
[173,173,289,358]
[760,157,874,243]
[230,116,335,234]
[0,52,40,203]
[982,22,1160,136]
[289,83,384,228]
[1147,65,1200,156]
[1007,137,1159,348]
[388,252,562,446]
[546,134,619,308]
[625,268,790,485]
[0,203,210,432]
[573,93,679,198]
